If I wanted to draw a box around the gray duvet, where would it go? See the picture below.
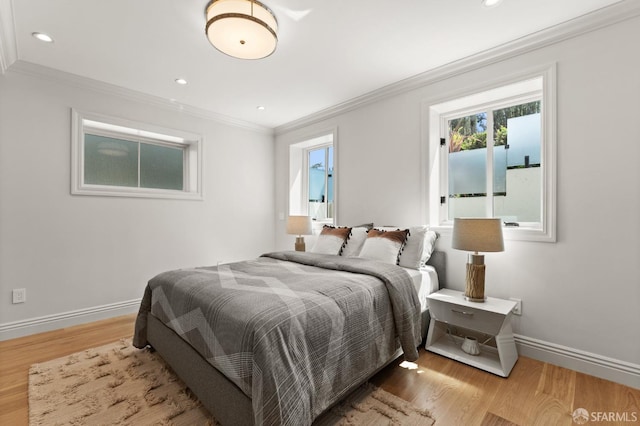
[133,251,421,426]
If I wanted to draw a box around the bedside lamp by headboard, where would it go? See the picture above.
[452,218,504,302]
[286,216,312,251]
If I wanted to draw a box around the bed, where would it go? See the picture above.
[133,246,445,425]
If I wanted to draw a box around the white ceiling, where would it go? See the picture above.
[2,0,626,128]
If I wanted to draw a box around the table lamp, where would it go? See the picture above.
[286,215,312,251]
[452,218,504,302]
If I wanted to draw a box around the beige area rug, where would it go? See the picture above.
[29,339,435,425]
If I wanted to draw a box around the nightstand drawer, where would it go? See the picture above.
[428,298,505,335]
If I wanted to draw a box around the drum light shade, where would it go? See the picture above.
[452,218,504,302]
[452,218,504,253]
[287,215,312,251]
[205,0,278,60]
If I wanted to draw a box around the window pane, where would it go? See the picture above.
[84,134,138,187]
[308,147,326,220]
[493,102,541,222]
[140,143,184,190]
[448,112,487,219]
[493,146,507,195]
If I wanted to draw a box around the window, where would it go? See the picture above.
[289,130,336,229]
[72,110,203,200]
[447,101,541,221]
[426,66,556,241]
[307,145,334,221]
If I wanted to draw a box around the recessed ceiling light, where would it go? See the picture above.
[257,106,266,111]
[32,32,54,43]
[482,0,503,7]
[175,78,188,85]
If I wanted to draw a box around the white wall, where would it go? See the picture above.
[275,16,640,387]
[0,68,275,338]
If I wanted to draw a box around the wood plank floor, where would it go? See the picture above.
[1,314,638,425]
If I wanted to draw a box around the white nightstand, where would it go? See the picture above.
[425,288,518,377]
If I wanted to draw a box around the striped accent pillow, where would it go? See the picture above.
[377,226,439,269]
[310,226,352,255]
[358,229,409,264]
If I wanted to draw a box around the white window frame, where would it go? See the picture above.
[305,143,333,220]
[288,128,337,231]
[71,109,203,200]
[423,64,556,242]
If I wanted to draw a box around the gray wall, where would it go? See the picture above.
[275,15,640,387]
[0,67,275,337]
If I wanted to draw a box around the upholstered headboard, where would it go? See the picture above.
[425,250,446,289]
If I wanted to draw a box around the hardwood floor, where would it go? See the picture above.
[0,315,137,426]
[1,315,638,425]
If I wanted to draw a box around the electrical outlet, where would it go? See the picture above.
[510,298,522,315]
[12,288,26,304]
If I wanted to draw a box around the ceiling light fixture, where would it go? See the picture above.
[482,0,504,7]
[205,0,278,60]
[32,32,54,43]
[175,78,188,85]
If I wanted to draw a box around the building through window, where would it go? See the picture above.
[447,101,541,222]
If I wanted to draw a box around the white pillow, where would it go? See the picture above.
[310,226,352,255]
[358,229,409,264]
[341,227,369,257]
[376,226,438,269]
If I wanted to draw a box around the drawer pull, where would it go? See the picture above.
[451,308,474,316]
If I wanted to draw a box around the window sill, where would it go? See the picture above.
[72,185,203,201]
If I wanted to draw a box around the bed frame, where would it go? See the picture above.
[145,251,446,426]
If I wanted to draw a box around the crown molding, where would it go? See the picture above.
[0,0,269,133]
[4,1,639,135]
[275,0,640,135]
[0,0,18,73]
[7,60,274,135]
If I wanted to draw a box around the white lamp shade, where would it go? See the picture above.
[452,218,504,253]
[286,216,312,235]
[206,0,278,60]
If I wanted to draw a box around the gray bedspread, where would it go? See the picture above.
[133,251,421,426]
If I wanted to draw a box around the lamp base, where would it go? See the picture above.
[464,294,487,303]
[465,254,486,302]
[294,236,306,252]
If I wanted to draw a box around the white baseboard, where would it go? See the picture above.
[2,304,638,390]
[515,334,640,390]
[0,299,141,341]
